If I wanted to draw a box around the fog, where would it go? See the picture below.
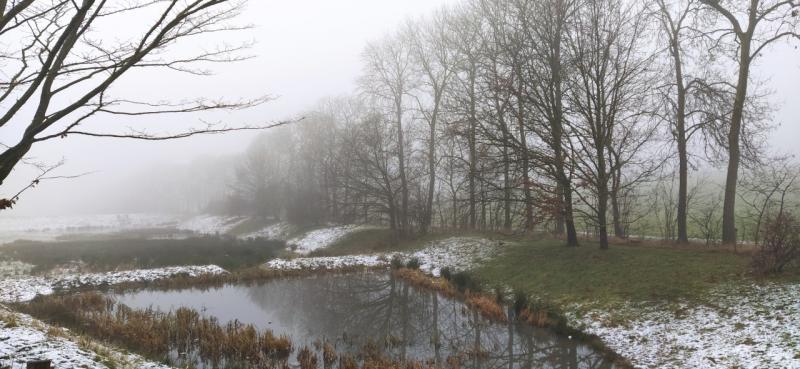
[0,0,798,217]
[0,0,458,216]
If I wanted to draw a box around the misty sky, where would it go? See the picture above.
[1,0,798,216]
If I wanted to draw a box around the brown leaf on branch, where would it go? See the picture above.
[0,198,15,210]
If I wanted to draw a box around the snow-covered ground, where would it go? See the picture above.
[240,221,294,240]
[0,265,226,303]
[175,215,248,235]
[0,214,181,244]
[265,254,391,270]
[286,224,371,255]
[408,237,498,277]
[0,309,171,369]
[567,283,800,369]
[0,261,34,278]
[265,236,500,275]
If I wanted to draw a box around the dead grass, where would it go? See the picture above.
[16,292,294,368]
[464,294,506,322]
[392,269,456,298]
[392,268,510,324]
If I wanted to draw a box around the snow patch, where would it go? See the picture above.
[0,261,34,278]
[0,310,171,369]
[287,225,368,255]
[176,215,247,235]
[410,237,498,277]
[567,283,800,369]
[265,254,390,270]
[240,222,293,240]
[265,236,501,276]
[0,265,226,303]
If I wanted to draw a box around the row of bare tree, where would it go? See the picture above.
[222,0,799,249]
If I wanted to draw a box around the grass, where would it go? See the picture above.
[0,236,286,273]
[225,217,279,236]
[473,238,753,307]
[307,228,452,256]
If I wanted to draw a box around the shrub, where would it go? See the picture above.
[752,213,800,275]
[390,255,404,270]
[512,289,529,315]
[451,271,481,293]
[439,267,452,280]
[405,257,420,270]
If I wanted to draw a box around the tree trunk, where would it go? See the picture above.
[611,169,625,238]
[0,141,33,186]
[721,41,751,246]
[555,183,566,235]
[671,28,690,244]
[515,65,534,231]
[502,144,512,230]
[396,96,409,236]
[611,191,625,238]
[468,67,478,230]
[598,187,610,250]
[549,31,578,247]
[597,145,610,250]
[423,104,439,234]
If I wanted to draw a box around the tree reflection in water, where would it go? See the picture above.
[117,272,613,369]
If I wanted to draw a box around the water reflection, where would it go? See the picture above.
[115,273,613,369]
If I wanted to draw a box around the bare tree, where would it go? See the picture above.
[407,12,455,234]
[446,5,484,230]
[654,0,701,244]
[565,0,652,249]
[0,0,279,210]
[513,0,581,245]
[360,33,416,236]
[698,0,800,245]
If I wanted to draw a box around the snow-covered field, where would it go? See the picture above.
[0,214,181,244]
[0,265,226,303]
[265,236,500,275]
[0,310,171,369]
[568,283,800,369]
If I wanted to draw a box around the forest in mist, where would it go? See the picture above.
[0,0,798,251]
[186,0,800,249]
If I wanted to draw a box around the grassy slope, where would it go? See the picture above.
[308,228,450,256]
[474,239,753,306]
[0,237,287,273]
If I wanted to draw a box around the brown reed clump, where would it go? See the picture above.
[338,353,357,369]
[392,268,456,298]
[322,341,337,366]
[297,346,318,369]
[15,292,295,369]
[445,354,463,369]
[518,307,559,327]
[465,294,507,322]
[393,268,511,324]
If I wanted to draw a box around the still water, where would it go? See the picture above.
[115,272,613,369]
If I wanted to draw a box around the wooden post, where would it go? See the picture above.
[26,360,51,369]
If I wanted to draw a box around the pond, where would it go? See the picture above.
[114,272,614,369]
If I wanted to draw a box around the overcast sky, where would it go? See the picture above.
[1,0,798,216]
